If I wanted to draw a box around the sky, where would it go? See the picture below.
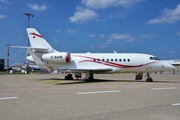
[0,0,180,64]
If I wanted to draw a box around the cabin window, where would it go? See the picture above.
[119,59,122,62]
[123,59,126,62]
[111,59,113,62]
[115,59,117,62]
[94,59,99,62]
[128,59,130,62]
[107,59,109,62]
[102,59,104,61]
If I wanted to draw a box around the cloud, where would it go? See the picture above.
[108,11,128,18]
[146,4,180,24]
[99,45,107,48]
[110,33,135,42]
[100,34,105,37]
[168,51,178,54]
[88,34,96,37]
[106,39,112,44]
[67,28,78,33]
[0,14,6,19]
[19,49,23,52]
[81,0,144,9]
[56,28,78,33]
[52,40,59,43]
[0,0,10,4]
[177,31,180,36]
[69,7,98,23]
[140,33,158,38]
[95,19,106,22]
[56,29,62,33]
[28,4,47,12]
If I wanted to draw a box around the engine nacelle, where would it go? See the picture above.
[42,52,71,63]
[26,55,35,63]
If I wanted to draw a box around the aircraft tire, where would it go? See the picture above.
[146,77,153,82]
[65,74,73,80]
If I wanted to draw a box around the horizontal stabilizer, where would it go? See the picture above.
[10,46,48,50]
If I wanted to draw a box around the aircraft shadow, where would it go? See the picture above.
[36,78,180,85]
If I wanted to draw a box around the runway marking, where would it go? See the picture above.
[151,87,177,90]
[76,90,121,95]
[0,88,65,91]
[172,103,180,106]
[0,97,18,100]
[45,80,60,85]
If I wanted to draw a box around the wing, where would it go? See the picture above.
[56,68,113,73]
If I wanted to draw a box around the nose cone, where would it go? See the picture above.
[163,62,175,70]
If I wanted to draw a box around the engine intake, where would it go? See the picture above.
[42,52,71,63]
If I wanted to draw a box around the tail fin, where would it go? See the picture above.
[27,28,53,52]
[26,28,54,70]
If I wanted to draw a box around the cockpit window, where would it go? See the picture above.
[153,57,157,60]
[150,57,160,60]
[150,57,154,60]
[154,57,160,60]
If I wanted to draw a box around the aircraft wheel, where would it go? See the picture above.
[85,76,94,82]
[65,74,74,80]
[146,77,153,82]
[65,76,68,80]
[85,79,90,82]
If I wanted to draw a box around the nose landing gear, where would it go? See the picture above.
[146,72,153,82]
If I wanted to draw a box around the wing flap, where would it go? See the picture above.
[56,68,112,73]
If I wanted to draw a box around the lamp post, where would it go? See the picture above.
[6,44,11,74]
[24,13,34,74]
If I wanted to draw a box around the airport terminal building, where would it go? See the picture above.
[0,58,5,70]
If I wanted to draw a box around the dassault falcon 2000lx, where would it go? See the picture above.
[13,28,175,82]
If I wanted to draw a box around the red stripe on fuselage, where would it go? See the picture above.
[73,55,158,68]
[78,60,144,68]
[30,32,43,38]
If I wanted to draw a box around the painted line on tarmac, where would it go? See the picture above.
[45,80,60,85]
[151,87,177,90]
[76,90,121,95]
[172,103,180,106]
[0,97,18,100]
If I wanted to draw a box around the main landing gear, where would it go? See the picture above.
[85,72,94,81]
[65,74,74,80]
[146,72,153,82]
[64,72,94,81]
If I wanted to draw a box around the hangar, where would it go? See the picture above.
[163,59,180,74]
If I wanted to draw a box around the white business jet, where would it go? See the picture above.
[15,28,175,82]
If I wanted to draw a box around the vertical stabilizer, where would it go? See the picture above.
[26,28,53,52]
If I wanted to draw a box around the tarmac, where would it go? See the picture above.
[0,73,180,120]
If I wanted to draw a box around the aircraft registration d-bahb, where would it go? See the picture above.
[16,28,175,82]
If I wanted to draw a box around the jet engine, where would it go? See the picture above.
[42,52,71,63]
[26,55,35,63]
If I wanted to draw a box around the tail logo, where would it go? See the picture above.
[30,32,43,38]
